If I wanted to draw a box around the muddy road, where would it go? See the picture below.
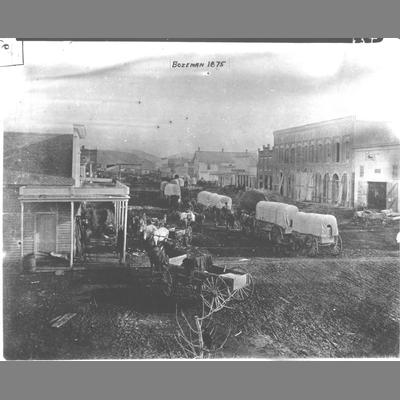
[3,216,400,359]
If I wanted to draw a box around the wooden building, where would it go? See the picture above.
[3,126,130,272]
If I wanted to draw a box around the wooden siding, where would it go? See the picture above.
[3,201,73,267]
[57,204,72,253]
[2,212,21,264]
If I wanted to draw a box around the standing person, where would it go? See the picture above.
[116,228,124,264]
[226,210,235,230]
[221,202,229,226]
[212,206,218,227]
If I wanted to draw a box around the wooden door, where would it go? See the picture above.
[36,213,56,253]
[367,182,387,210]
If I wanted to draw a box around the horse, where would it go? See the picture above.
[142,225,170,271]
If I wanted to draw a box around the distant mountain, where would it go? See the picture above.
[96,149,162,169]
[167,151,195,160]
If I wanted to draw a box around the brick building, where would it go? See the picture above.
[257,144,274,190]
[271,116,400,210]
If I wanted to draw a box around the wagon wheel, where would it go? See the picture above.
[161,269,175,297]
[229,266,255,301]
[201,275,231,310]
[271,226,282,244]
[125,252,132,268]
[332,235,342,256]
[308,237,319,257]
[234,220,241,231]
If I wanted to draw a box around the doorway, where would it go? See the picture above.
[367,182,387,210]
[35,213,57,253]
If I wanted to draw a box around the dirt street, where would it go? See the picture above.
[3,215,400,359]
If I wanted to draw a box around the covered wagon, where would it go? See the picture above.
[254,201,298,242]
[197,191,213,208]
[164,183,181,209]
[164,183,181,197]
[160,181,169,199]
[292,212,342,256]
[197,191,232,209]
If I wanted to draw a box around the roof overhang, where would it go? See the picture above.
[19,183,130,203]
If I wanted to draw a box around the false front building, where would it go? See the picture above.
[3,125,130,272]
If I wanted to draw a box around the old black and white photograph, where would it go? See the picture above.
[1,39,399,360]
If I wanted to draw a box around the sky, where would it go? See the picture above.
[1,39,400,157]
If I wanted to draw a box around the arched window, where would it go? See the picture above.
[310,145,315,162]
[336,143,340,162]
[304,145,308,162]
[345,141,350,161]
[332,173,339,203]
[318,144,323,162]
[290,147,295,163]
[323,173,330,202]
[327,141,332,161]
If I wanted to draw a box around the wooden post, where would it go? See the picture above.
[70,201,74,268]
[122,200,128,263]
[20,202,24,261]
[115,201,119,231]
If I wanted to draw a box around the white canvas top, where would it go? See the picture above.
[160,181,168,191]
[293,212,339,237]
[255,201,298,232]
[164,183,181,197]
[197,191,232,209]
[197,191,212,206]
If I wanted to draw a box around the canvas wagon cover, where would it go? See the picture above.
[255,201,298,232]
[215,195,232,210]
[164,183,181,197]
[160,181,168,191]
[197,191,212,206]
[293,212,339,237]
[197,191,232,209]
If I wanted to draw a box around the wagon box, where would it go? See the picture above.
[219,272,249,291]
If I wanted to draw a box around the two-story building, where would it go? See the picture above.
[192,148,257,188]
[272,116,354,206]
[352,121,400,211]
[257,144,274,190]
[271,116,400,210]
[3,125,130,272]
